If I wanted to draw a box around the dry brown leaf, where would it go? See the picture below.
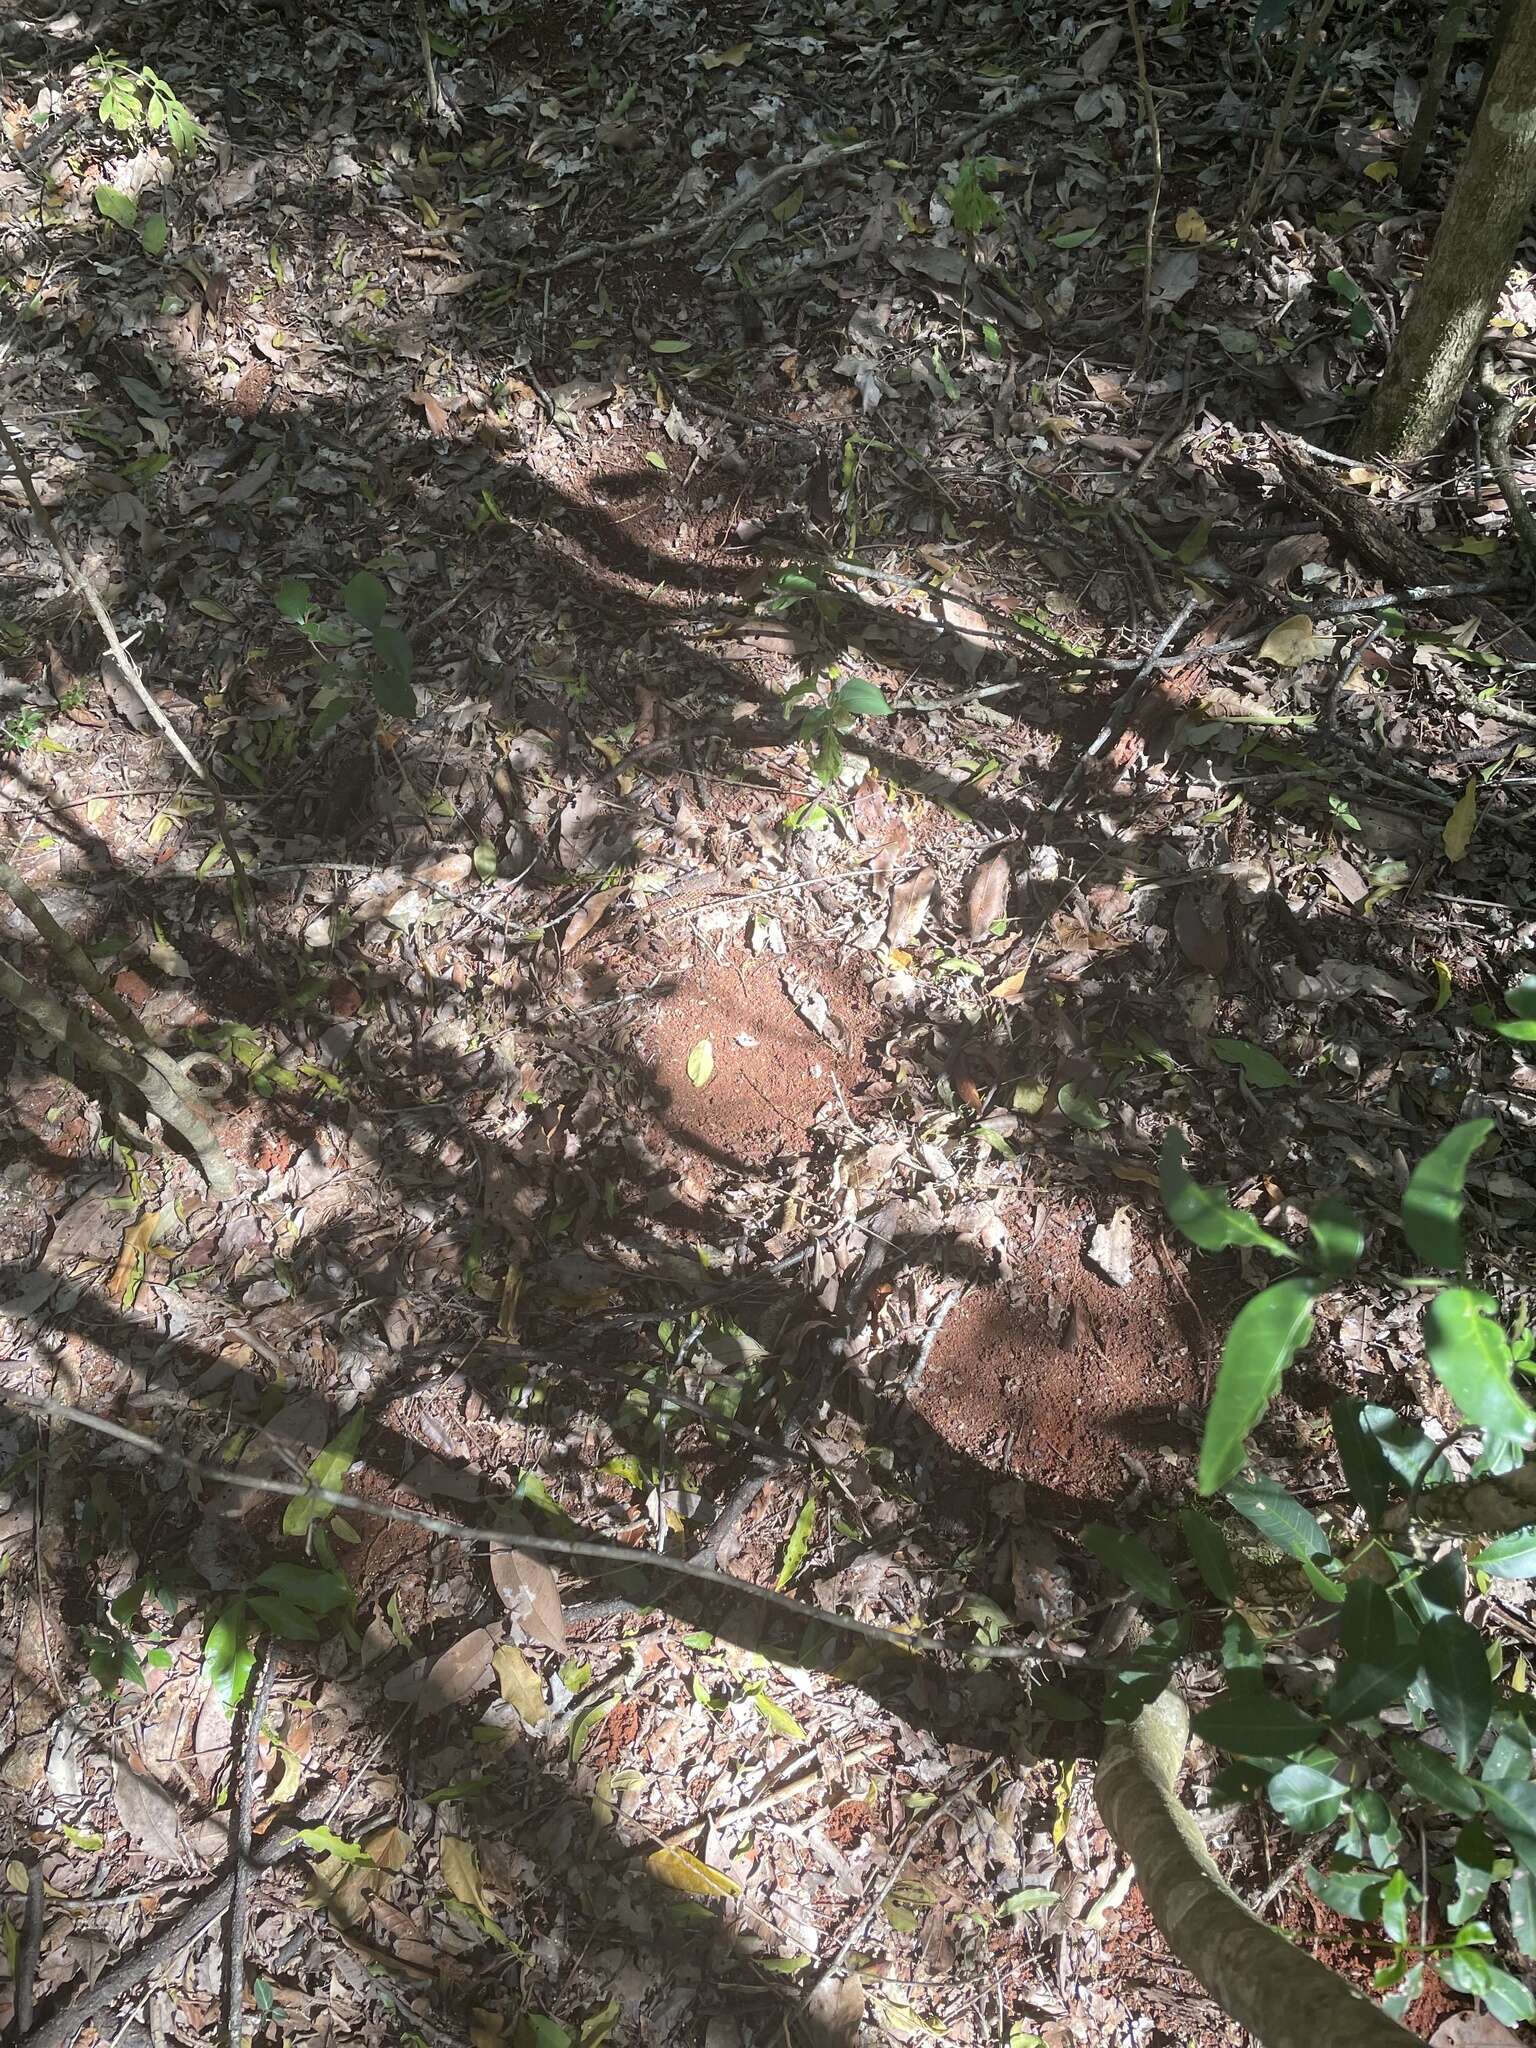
[964,852,1011,939]
[802,1973,865,2048]
[1085,1208,1135,1287]
[112,1760,181,1862]
[106,1212,157,1305]
[440,1836,491,1915]
[492,1642,546,1724]
[409,388,451,436]
[489,1541,567,1651]
[886,866,938,947]
[1430,2021,1525,2048]
[385,1626,497,1715]
[1174,888,1229,975]
[564,887,618,948]
[364,1823,412,1873]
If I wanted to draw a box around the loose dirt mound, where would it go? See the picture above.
[916,1197,1212,1510]
[644,949,873,1172]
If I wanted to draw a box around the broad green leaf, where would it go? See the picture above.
[648,338,692,355]
[1508,1865,1536,1956]
[202,1598,255,1709]
[1390,1739,1482,1820]
[296,1824,370,1862]
[1160,1132,1293,1259]
[1482,1778,1536,1871]
[1208,1037,1292,1089]
[1424,1289,1534,1446]
[1379,1867,1413,1945]
[255,1562,350,1614]
[1057,1082,1109,1131]
[283,1407,368,1538]
[1507,976,1536,1020]
[1225,1476,1329,1562]
[1424,1614,1493,1770]
[1080,1524,1183,1609]
[1102,1618,1187,1724]
[1179,1508,1237,1603]
[343,570,388,627]
[369,661,416,719]
[1306,1861,1386,1919]
[1330,1398,1389,1524]
[1198,1278,1319,1494]
[248,1594,321,1639]
[94,184,138,228]
[473,842,497,881]
[774,1494,815,1590]
[1308,1196,1363,1279]
[832,677,891,717]
[1401,1118,1493,1268]
[372,623,413,680]
[1267,1762,1346,1831]
[274,577,313,622]
[1327,1581,1419,1722]
[1474,1527,1536,1577]
[1192,1690,1323,1759]
[1439,1946,1536,2024]
[140,213,168,255]
[750,1690,806,1742]
[1488,1014,1536,1042]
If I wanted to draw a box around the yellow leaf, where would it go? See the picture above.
[441,1836,490,1915]
[1111,1162,1160,1186]
[492,1642,546,1724]
[988,969,1029,1002]
[1430,959,1453,1015]
[1174,207,1208,243]
[646,1845,740,1898]
[1363,160,1397,183]
[107,1212,158,1306]
[1258,614,1333,667]
[685,1038,715,1088]
[700,41,750,65]
[886,947,914,970]
[1443,777,1477,863]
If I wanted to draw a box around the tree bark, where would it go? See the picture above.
[1354,0,1536,459]
[1396,1453,1536,1538]
[1097,1689,1420,2048]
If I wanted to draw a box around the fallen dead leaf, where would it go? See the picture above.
[964,852,1011,939]
[384,1625,497,1715]
[887,867,938,947]
[489,1541,567,1651]
[492,1641,547,1725]
[1174,888,1229,975]
[113,1760,181,1862]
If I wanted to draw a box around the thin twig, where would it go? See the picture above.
[221,1641,278,2048]
[0,1383,1085,1671]
[1240,0,1338,226]
[1046,595,1202,815]
[1124,0,1162,363]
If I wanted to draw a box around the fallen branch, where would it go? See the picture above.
[516,142,870,280]
[1097,1688,1419,2048]
[1477,352,1536,586]
[221,1640,278,2048]
[0,1383,1084,1672]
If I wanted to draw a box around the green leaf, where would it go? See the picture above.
[1488,1015,1536,1041]
[342,570,389,627]
[94,184,138,228]
[649,338,692,354]
[1424,1289,1534,1446]
[1308,1196,1364,1279]
[831,677,892,718]
[1225,1476,1329,1562]
[1198,1279,1319,1494]
[1508,1865,1536,1956]
[369,659,417,719]
[1327,1581,1419,1722]
[473,842,498,881]
[202,1598,255,1709]
[1192,1691,1323,1759]
[1507,977,1536,1021]
[1424,1613,1493,1771]
[1401,1118,1493,1268]
[1330,1399,1390,1524]
[1390,1739,1482,1820]
[1208,1037,1292,1089]
[255,1562,350,1614]
[1474,1527,1536,1577]
[248,1594,321,1639]
[371,623,413,681]
[1482,1778,1536,1871]
[750,1690,807,1742]
[1267,1762,1346,1832]
[1103,1618,1187,1723]
[774,1494,816,1590]
[1307,1861,1386,1920]
[1179,1508,1237,1603]
[1080,1523,1184,1609]
[283,1407,368,1538]
[1438,1946,1536,2023]
[1380,1868,1413,1946]
[296,1825,371,1862]
[1160,1132,1293,1259]
[1057,1082,1110,1131]
[274,578,313,622]
[140,213,168,255]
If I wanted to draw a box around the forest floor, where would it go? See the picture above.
[2,1,1536,2044]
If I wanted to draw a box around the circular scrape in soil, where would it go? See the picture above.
[916,1197,1211,1509]
[645,950,872,1171]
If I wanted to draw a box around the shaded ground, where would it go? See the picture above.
[2,0,1536,2044]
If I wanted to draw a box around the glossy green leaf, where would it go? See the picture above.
[274,577,313,622]
[1306,1861,1386,1920]
[1474,1527,1536,1577]
[1266,1762,1346,1831]
[342,570,389,627]
[1508,1866,1536,1956]
[1482,1778,1536,1872]
[1390,1739,1482,1820]
[1080,1524,1183,1609]
[1058,1082,1110,1131]
[1424,1614,1494,1770]
[1191,1691,1323,1758]
[255,1562,350,1614]
[1330,1398,1389,1524]
[1424,1289,1534,1446]
[1488,1015,1536,1041]
[1160,1131,1293,1260]
[1327,1581,1419,1722]
[1506,977,1536,1020]
[283,1407,369,1538]
[1400,1118,1493,1268]
[1226,1476,1329,1562]
[202,1598,255,1710]
[1379,1868,1413,1945]
[1179,1508,1237,1603]
[1208,1037,1292,1089]
[1308,1196,1364,1279]
[94,184,138,228]
[832,677,892,718]
[1198,1278,1319,1495]
[1438,1945,1536,2024]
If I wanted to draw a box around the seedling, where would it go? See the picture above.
[783,670,892,784]
[273,570,417,726]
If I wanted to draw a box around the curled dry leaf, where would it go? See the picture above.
[489,1540,567,1651]
[964,852,1011,939]
[887,866,938,947]
[113,1759,181,1862]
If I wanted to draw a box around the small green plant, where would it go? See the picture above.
[1087,1117,1536,2026]
[89,54,205,153]
[203,1561,354,1708]
[782,670,891,784]
[758,565,844,626]
[946,156,1004,238]
[0,706,47,754]
[274,570,417,726]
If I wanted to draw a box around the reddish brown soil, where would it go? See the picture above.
[643,949,872,1172]
[916,1198,1213,1509]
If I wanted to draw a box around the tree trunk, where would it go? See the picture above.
[1097,1689,1420,2048]
[1353,0,1536,459]
[1402,0,1469,189]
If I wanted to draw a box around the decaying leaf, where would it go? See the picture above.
[964,852,1011,939]
[1174,888,1229,975]
[802,1973,865,2048]
[113,1760,181,1862]
[492,1641,547,1724]
[384,1625,497,1714]
[1258,613,1334,666]
[686,1038,715,1088]
[489,1541,567,1651]
[886,866,938,947]
[1443,777,1477,863]
[441,1835,492,1915]
[646,1844,741,1898]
